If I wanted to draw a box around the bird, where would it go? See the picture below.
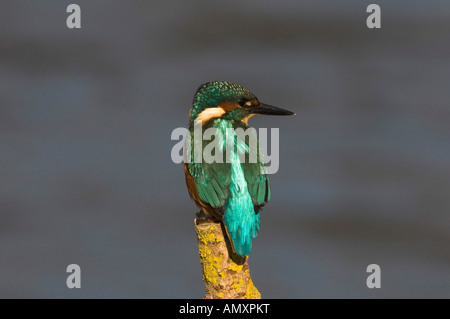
[184,81,294,257]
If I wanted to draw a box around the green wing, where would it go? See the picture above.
[241,141,270,211]
[188,161,230,210]
[186,127,231,213]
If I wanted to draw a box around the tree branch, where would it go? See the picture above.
[194,212,261,299]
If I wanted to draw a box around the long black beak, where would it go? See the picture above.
[250,103,295,116]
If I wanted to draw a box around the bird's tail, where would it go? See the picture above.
[223,206,260,257]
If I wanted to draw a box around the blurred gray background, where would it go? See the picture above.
[0,0,449,298]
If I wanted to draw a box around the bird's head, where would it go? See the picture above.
[189,81,295,126]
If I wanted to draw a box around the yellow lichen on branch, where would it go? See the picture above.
[194,215,261,299]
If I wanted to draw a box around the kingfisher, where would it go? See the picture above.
[184,81,294,257]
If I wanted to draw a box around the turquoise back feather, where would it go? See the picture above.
[223,139,261,256]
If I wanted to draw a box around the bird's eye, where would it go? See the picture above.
[238,99,247,107]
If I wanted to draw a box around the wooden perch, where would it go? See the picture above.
[194,212,261,299]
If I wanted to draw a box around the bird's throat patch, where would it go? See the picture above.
[195,102,241,125]
[241,114,256,125]
[195,107,226,125]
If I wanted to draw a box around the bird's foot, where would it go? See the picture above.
[195,211,219,225]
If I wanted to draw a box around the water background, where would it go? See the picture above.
[0,0,449,298]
